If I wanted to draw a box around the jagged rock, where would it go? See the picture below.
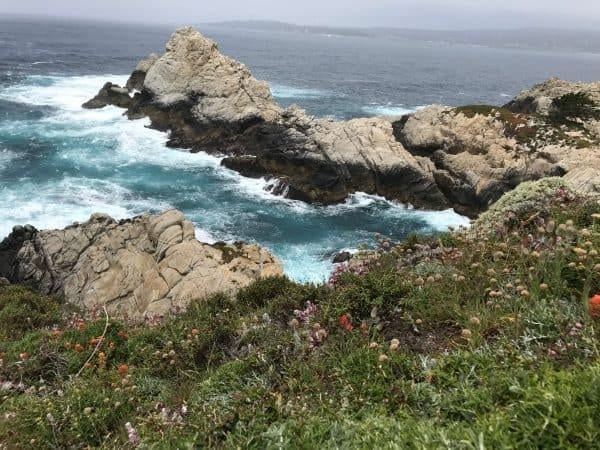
[126,53,158,92]
[82,82,132,109]
[0,210,282,320]
[393,105,564,215]
[504,77,600,115]
[332,251,351,263]
[143,28,279,122]
[84,27,448,210]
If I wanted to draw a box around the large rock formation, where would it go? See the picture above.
[393,79,600,213]
[84,27,600,216]
[84,27,449,211]
[0,210,282,321]
[392,105,565,213]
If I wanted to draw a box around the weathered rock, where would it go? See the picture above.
[471,177,599,235]
[84,28,448,210]
[0,210,282,320]
[126,53,158,92]
[82,82,132,109]
[504,77,600,116]
[393,105,565,215]
[332,251,352,263]
[563,167,600,194]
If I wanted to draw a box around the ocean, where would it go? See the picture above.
[1,17,600,282]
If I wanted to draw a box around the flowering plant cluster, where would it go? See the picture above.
[293,301,318,324]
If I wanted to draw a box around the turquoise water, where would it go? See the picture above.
[0,74,468,282]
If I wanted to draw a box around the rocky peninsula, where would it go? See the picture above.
[85,27,600,217]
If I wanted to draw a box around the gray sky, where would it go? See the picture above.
[2,0,600,29]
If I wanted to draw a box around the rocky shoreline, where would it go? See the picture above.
[84,27,600,217]
[2,27,599,318]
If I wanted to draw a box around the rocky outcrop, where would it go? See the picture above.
[84,27,449,211]
[85,27,600,217]
[393,84,600,214]
[0,210,282,321]
[504,77,600,116]
[126,53,158,92]
[82,82,132,109]
[392,105,565,214]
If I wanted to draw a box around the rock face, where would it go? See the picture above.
[0,210,282,320]
[85,27,600,216]
[393,81,600,213]
[393,105,565,214]
[82,82,132,109]
[126,53,158,92]
[504,77,600,116]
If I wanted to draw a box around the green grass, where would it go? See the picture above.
[1,188,600,448]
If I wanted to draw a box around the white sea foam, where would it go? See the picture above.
[361,103,419,117]
[0,149,18,170]
[0,177,168,239]
[0,74,129,111]
[271,85,326,99]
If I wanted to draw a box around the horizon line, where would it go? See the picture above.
[1,12,599,34]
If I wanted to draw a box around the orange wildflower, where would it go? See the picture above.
[117,364,129,377]
[64,341,71,349]
[339,314,353,332]
[74,343,84,352]
[589,295,600,319]
[191,328,199,336]
[19,352,28,360]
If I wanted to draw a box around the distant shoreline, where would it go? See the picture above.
[1,14,599,55]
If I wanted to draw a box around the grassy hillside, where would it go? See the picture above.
[1,181,599,449]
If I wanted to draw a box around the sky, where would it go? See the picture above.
[1,0,599,29]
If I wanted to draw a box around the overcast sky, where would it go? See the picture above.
[2,0,599,29]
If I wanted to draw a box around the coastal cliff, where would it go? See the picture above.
[85,27,600,217]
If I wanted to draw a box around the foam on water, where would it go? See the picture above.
[0,74,128,111]
[361,103,418,117]
[271,85,327,99]
[0,177,168,238]
[0,74,470,283]
[0,149,18,170]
